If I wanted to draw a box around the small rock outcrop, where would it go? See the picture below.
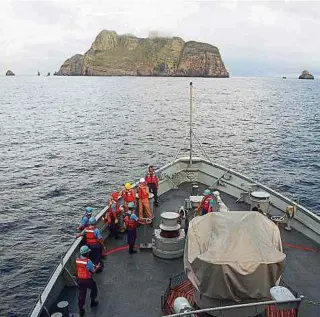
[299,70,314,80]
[57,30,229,77]
[6,70,15,76]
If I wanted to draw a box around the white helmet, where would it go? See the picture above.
[140,178,146,183]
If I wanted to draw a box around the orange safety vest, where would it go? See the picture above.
[76,258,92,279]
[202,196,213,213]
[85,226,99,246]
[138,185,149,199]
[124,215,138,229]
[145,173,158,185]
[124,189,135,202]
[109,201,120,214]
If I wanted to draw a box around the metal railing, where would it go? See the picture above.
[162,297,302,317]
[161,272,303,317]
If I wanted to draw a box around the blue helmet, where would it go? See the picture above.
[86,207,93,214]
[203,189,211,196]
[128,202,135,209]
[80,245,90,255]
[89,217,97,225]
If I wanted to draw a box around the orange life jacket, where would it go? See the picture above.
[109,201,120,214]
[145,173,158,185]
[202,196,213,213]
[124,215,138,229]
[76,258,92,279]
[85,226,99,246]
[138,185,149,199]
[106,202,119,224]
[124,189,135,202]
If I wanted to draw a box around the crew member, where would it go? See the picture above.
[105,192,122,239]
[197,189,215,215]
[76,245,99,316]
[78,207,93,231]
[123,183,136,211]
[77,217,106,268]
[137,178,153,219]
[145,165,159,206]
[124,202,139,254]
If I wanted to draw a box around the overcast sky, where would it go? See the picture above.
[1,0,319,76]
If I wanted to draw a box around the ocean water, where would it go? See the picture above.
[0,76,319,316]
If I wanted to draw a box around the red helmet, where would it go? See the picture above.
[111,192,119,199]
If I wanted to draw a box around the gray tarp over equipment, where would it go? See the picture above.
[184,212,286,301]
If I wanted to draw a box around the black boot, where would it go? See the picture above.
[90,299,99,307]
[80,308,85,316]
[129,245,137,254]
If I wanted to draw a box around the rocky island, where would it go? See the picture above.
[299,70,314,80]
[57,30,229,77]
[6,70,15,76]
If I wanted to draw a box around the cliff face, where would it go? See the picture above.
[57,30,229,77]
[58,54,84,76]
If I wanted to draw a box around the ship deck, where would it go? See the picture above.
[55,184,320,317]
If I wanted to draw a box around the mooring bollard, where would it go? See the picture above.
[56,300,69,317]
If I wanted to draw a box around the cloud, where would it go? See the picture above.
[0,0,319,76]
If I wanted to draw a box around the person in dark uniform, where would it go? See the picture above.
[124,202,139,254]
[78,207,93,231]
[76,245,100,316]
[145,165,159,206]
[77,217,106,270]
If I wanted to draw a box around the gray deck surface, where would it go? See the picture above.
[56,184,320,317]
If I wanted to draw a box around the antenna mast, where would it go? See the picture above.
[189,82,193,165]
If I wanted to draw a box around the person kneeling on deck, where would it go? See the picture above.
[76,245,100,316]
[77,217,106,270]
[78,207,93,231]
[105,192,122,240]
[123,182,136,212]
[124,202,139,254]
[197,189,215,215]
[138,178,153,220]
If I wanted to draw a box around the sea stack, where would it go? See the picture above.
[57,30,229,77]
[6,70,15,76]
[299,70,314,80]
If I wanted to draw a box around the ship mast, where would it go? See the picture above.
[189,82,193,165]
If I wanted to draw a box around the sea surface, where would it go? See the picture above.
[0,76,319,316]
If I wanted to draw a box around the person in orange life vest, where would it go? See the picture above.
[76,245,100,316]
[77,217,106,267]
[124,202,139,254]
[145,165,159,206]
[123,182,136,211]
[78,207,93,231]
[197,189,215,215]
[137,178,153,219]
[104,192,122,240]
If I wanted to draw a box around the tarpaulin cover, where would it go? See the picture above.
[184,212,285,301]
